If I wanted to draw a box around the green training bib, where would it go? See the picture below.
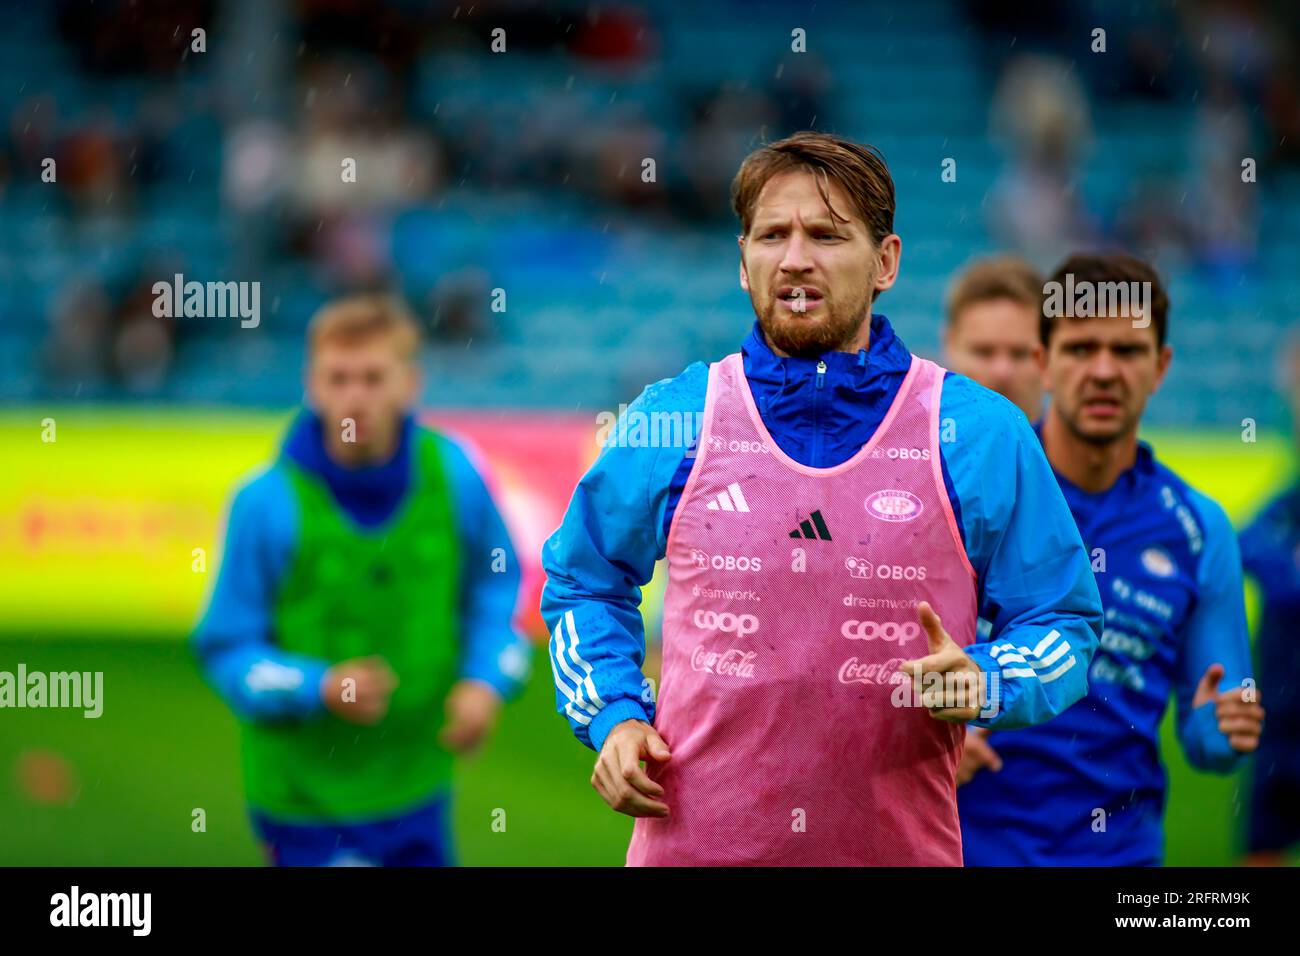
[240,427,462,821]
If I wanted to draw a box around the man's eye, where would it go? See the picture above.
[816,234,842,242]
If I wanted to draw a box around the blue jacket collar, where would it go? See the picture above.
[740,313,912,386]
[281,409,416,527]
[1031,420,1158,495]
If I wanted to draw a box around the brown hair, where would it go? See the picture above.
[307,293,421,359]
[946,256,1044,328]
[730,131,896,246]
[1041,252,1169,347]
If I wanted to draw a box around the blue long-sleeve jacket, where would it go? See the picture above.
[541,315,1104,753]
[959,432,1254,865]
[1240,481,1300,744]
[192,411,531,722]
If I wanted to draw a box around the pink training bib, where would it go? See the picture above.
[626,352,977,866]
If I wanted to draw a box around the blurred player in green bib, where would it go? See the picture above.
[193,295,530,866]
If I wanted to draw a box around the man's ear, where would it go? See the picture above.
[737,235,749,292]
[1038,339,1053,391]
[873,234,902,296]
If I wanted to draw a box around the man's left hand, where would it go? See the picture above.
[896,601,985,723]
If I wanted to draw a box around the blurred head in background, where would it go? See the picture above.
[944,255,1045,420]
[732,132,901,358]
[1039,252,1172,448]
[305,294,422,465]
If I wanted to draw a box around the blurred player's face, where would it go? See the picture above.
[1042,315,1171,446]
[739,170,900,357]
[307,336,420,464]
[945,299,1044,420]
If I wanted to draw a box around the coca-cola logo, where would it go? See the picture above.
[838,656,908,685]
[840,620,920,643]
[693,609,759,636]
[865,489,923,522]
[691,646,757,678]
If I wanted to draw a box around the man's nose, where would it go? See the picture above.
[990,355,1015,383]
[779,232,814,274]
[1086,350,1120,381]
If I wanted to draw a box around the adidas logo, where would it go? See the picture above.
[789,510,833,540]
[706,482,750,512]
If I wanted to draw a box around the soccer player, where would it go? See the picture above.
[1239,333,1300,865]
[193,295,530,867]
[541,131,1103,866]
[957,252,1265,866]
[943,255,1045,421]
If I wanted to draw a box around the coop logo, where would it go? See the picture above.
[865,490,923,522]
[691,646,757,678]
[844,557,928,581]
[708,435,769,454]
[689,549,762,572]
[837,656,908,685]
[693,609,760,636]
[840,620,921,643]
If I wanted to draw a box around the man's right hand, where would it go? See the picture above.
[320,656,398,725]
[591,719,672,817]
[956,725,1002,786]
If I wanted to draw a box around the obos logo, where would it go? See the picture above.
[844,557,927,581]
[690,549,762,572]
[870,447,930,461]
[694,609,760,636]
[840,620,920,643]
[886,447,930,461]
[845,556,873,579]
[707,436,767,454]
[865,489,923,522]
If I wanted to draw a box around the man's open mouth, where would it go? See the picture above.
[777,286,824,309]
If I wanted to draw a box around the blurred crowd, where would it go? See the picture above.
[0,0,1297,404]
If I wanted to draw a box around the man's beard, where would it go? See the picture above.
[1059,396,1141,447]
[755,287,873,358]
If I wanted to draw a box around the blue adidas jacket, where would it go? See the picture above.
[959,432,1253,865]
[192,411,531,723]
[541,315,1104,753]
